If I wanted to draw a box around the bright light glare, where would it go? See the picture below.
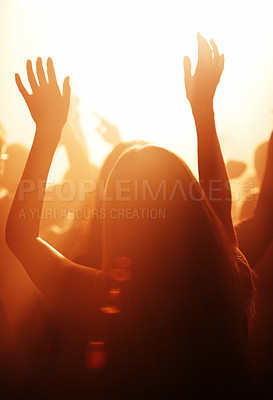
[0,0,272,181]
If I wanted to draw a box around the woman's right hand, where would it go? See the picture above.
[16,57,71,139]
[183,33,224,114]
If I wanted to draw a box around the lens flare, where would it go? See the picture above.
[110,268,132,282]
[85,341,107,370]
[115,256,132,269]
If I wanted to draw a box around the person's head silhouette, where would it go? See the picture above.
[99,144,253,394]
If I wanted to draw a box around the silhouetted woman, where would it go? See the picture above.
[6,36,254,397]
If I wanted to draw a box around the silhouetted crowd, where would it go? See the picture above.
[0,34,273,399]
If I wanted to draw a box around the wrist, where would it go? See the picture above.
[35,125,63,147]
[191,102,214,120]
[192,106,215,133]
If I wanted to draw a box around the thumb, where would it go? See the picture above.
[15,73,30,105]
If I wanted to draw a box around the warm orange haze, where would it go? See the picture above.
[0,0,272,174]
[0,0,273,398]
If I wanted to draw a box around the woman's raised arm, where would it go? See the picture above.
[184,33,236,246]
[5,58,99,318]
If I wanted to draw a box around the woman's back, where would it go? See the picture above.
[95,145,254,397]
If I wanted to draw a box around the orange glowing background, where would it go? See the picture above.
[0,0,272,180]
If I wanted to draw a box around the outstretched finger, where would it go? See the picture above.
[15,73,30,103]
[210,39,220,61]
[183,55,193,98]
[197,32,212,66]
[63,76,71,113]
[47,57,59,87]
[36,57,47,86]
[27,60,38,92]
[219,53,225,75]
[183,56,192,85]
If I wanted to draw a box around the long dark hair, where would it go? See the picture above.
[99,145,253,395]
